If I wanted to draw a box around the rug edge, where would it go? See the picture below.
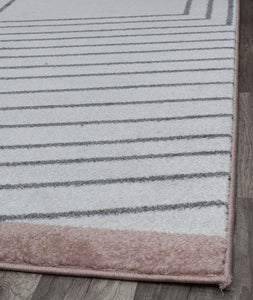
[221,0,240,290]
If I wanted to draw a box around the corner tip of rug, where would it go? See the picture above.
[219,275,232,290]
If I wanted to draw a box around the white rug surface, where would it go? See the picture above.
[0,0,236,240]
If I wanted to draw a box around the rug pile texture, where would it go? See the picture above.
[0,0,238,288]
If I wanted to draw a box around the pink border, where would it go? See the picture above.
[0,1,240,288]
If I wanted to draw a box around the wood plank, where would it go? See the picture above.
[236,93,253,198]
[134,282,191,300]
[83,279,137,300]
[31,275,91,300]
[238,0,253,92]
[0,271,41,300]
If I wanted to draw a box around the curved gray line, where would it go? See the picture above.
[0,114,233,129]
[0,200,227,221]
[0,0,16,13]
[0,38,234,50]
[0,46,234,59]
[0,18,206,30]
[0,134,232,150]
[206,0,214,19]
[0,30,235,43]
[226,0,234,25]
[0,81,234,95]
[0,68,234,81]
[0,24,229,37]
[0,57,234,70]
[0,151,230,168]
[0,172,230,190]
[0,97,232,111]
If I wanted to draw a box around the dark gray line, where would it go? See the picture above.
[0,151,230,168]
[0,24,230,37]
[0,57,234,70]
[0,30,235,42]
[0,13,186,24]
[0,134,232,150]
[0,38,234,50]
[0,0,16,13]
[184,0,193,15]
[0,172,230,190]
[0,18,207,30]
[0,68,234,81]
[0,81,234,95]
[206,0,214,19]
[0,97,232,111]
[0,114,233,129]
[0,200,227,221]
[226,0,234,25]
[0,46,234,59]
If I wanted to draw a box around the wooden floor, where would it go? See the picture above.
[0,0,252,299]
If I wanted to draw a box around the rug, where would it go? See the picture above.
[0,0,239,288]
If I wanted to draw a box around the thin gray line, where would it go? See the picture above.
[0,0,191,23]
[0,0,16,13]
[0,13,186,24]
[0,114,233,129]
[0,68,234,81]
[0,0,197,30]
[0,46,234,59]
[0,57,234,70]
[0,24,230,37]
[0,200,227,221]
[0,134,232,150]
[0,30,235,42]
[0,18,206,30]
[0,97,232,111]
[226,0,234,25]
[0,38,234,50]
[0,172,230,190]
[0,81,234,95]
[0,151,230,168]
[206,0,214,19]
[184,0,193,15]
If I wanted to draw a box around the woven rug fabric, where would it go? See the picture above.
[0,0,238,288]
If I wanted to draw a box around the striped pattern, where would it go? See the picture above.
[0,0,236,238]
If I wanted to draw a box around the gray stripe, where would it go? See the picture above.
[0,114,233,129]
[0,82,234,95]
[0,97,232,111]
[0,57,234,70]
[0,172,229,190]
[226,0,234,25]
[0,68,234,81]
[206,0,214,19]
[0,200,227,221]
[0,0,16,13]
[0,13,187,24]
[0,151,230,168]
[0,46,234,59]
[0,134,232,150]
[0,18,206,31]
[0,24,230,38]
[0,30,235,43]
[0,38,234,50]
[184,0,193,15]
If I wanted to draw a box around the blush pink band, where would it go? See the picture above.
[0,222,227,284]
